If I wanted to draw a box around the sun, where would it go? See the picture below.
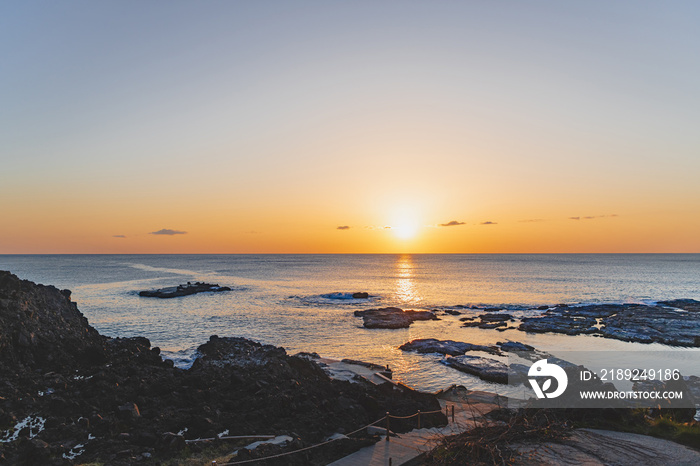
[392,221,419,240]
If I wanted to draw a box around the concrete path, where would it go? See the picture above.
[328,388,502,466]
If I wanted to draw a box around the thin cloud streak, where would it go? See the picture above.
[439,220,466,227]
[569,214,619,221]
[150,229,187,236]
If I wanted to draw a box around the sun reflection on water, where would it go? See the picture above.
[395,254,422,306]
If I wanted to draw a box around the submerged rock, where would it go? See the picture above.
[354,307,438,329]
[399,339,499,356]
[139,282,231,298]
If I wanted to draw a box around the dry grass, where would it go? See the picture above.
[424,408,571,466]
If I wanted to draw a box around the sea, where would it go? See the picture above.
[1,254,699,394]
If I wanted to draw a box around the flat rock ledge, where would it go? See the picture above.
[519,302,700,346]
[138,282,231,298]
[441,355,512,384]
[399,338,500,356]
[354,307,438,329]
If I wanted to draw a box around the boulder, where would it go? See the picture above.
[353,307,438,329]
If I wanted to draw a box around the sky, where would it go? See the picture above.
[1,1,699,253]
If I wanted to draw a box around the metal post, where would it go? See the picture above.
[389,458,392,466]
[386,412,390,441]
[417,410,421,429]
[451,405,455,423]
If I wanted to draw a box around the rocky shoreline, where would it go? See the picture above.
[0,272,445,465]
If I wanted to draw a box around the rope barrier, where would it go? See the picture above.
[215,416,387,465]
[387,408,445,419]
[212,404,452,465]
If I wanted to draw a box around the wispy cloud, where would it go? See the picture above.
[336,225,350,230]
[150,228,187,236]
[480,221,497,225]
[570,214,619,221]
[518,219,546,223]
[439,220,466,227]
[112,235,126,238]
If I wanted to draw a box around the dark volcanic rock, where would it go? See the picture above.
[352,292,369,299]
[516,303,700,346]
[518,304,622,335]
[497,341,535,352]
[479,313,513,322]
[354,307,438,329]
[600,306,700,346]
[0,271,106,373]
[519,314,598,335]
[461,313,514,329]
[138,282,231,298]
[399,339,499,356]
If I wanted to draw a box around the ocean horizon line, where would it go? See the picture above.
[2,252,700,256]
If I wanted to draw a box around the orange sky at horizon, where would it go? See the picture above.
[1,2,699,254]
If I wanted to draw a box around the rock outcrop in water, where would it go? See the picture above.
[399,338,500,356]
[354,307,438,329]
[0,271,445,465]
[138,282,231,298]
[461,313,515,330]
[518,302,700,346]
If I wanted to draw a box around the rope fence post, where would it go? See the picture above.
[386,412,390,441]
[417,410,421,429]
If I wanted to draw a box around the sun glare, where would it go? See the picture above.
[392,221,419,240]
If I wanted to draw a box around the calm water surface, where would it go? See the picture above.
[1,254,699,393]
